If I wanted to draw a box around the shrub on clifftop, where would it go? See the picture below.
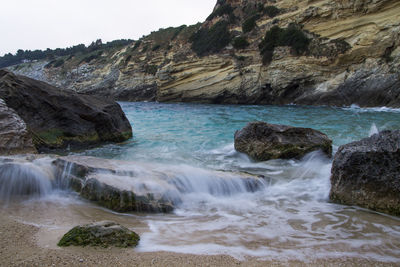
[233,36,250,49]
[207,3,236,22]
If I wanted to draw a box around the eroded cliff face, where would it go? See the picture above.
[9,0,400,107]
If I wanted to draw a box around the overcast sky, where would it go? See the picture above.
[0,0,216,56]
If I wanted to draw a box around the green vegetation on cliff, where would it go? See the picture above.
[0,39,132,68]
[190,21,232,56]
[259,24,310,64]
[233,36,250,49]
[242,15,258,33]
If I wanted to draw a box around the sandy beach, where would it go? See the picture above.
[0,199,396,267]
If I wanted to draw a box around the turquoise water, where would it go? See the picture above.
[79,102,399,169]
[67,102,400,261]
[1,102,399,261]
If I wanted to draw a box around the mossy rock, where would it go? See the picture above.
[58,221,140,248]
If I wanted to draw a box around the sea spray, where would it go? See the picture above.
[81,162,269,206]
[369,123,379,136]
[0,161,53,203]
[137,151,400,262]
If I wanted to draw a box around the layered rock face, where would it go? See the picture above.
[9,0,400,107]
[234,122,332,161]
[330,131,400,216]
[0,70,132,151]
[0,99,36,155]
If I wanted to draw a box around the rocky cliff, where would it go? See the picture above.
[8,0,400,107]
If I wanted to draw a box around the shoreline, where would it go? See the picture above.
[0,201,397,267]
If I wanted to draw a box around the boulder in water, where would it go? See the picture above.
[53,155,266,213]
[54,156,175,213]
[330,130,400,216]
[58,221,140,248]
[0,70,132,152]
[0,99,36,155]
[234,121,332,161]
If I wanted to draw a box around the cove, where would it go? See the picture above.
[2,102,400,262]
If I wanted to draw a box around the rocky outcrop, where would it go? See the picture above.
[0,154,266,212]
[234,122,332,161]
[58,221,140,248]
[8,0,400,107]
[0,99,36,155]
[54,156,175,212]
[0,70,132,151]
[54,155,266,212]
[330,130,400,216]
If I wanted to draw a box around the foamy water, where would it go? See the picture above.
[1,102,400,262]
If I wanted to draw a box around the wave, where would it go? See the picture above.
[342,104,400,113]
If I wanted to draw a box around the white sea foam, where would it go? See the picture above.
[343,104,400,113]
[369,123,379,136]
[136,151,400,262]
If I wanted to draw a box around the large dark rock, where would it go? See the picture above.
[58,221,140,248]
[330,130,400,216]
[0,99,36,155]
[234,121,332,161]
[0,70,132,151]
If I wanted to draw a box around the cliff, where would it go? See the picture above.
[7,0,400,107]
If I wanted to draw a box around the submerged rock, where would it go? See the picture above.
[234,122,332,161]
[54,156,175,213]
[0,154,267,212]
[54,155,266,213]
[330,130,400,216]
[0,70,132,151]
[58,221,140,248]
[0,99,36,155]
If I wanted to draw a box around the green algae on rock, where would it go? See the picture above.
[58,221,140,248]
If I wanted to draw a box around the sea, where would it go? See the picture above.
[2,102,400,262]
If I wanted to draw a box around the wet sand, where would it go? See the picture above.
[0,200,396,267]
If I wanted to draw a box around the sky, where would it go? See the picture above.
[0,0,216,56]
